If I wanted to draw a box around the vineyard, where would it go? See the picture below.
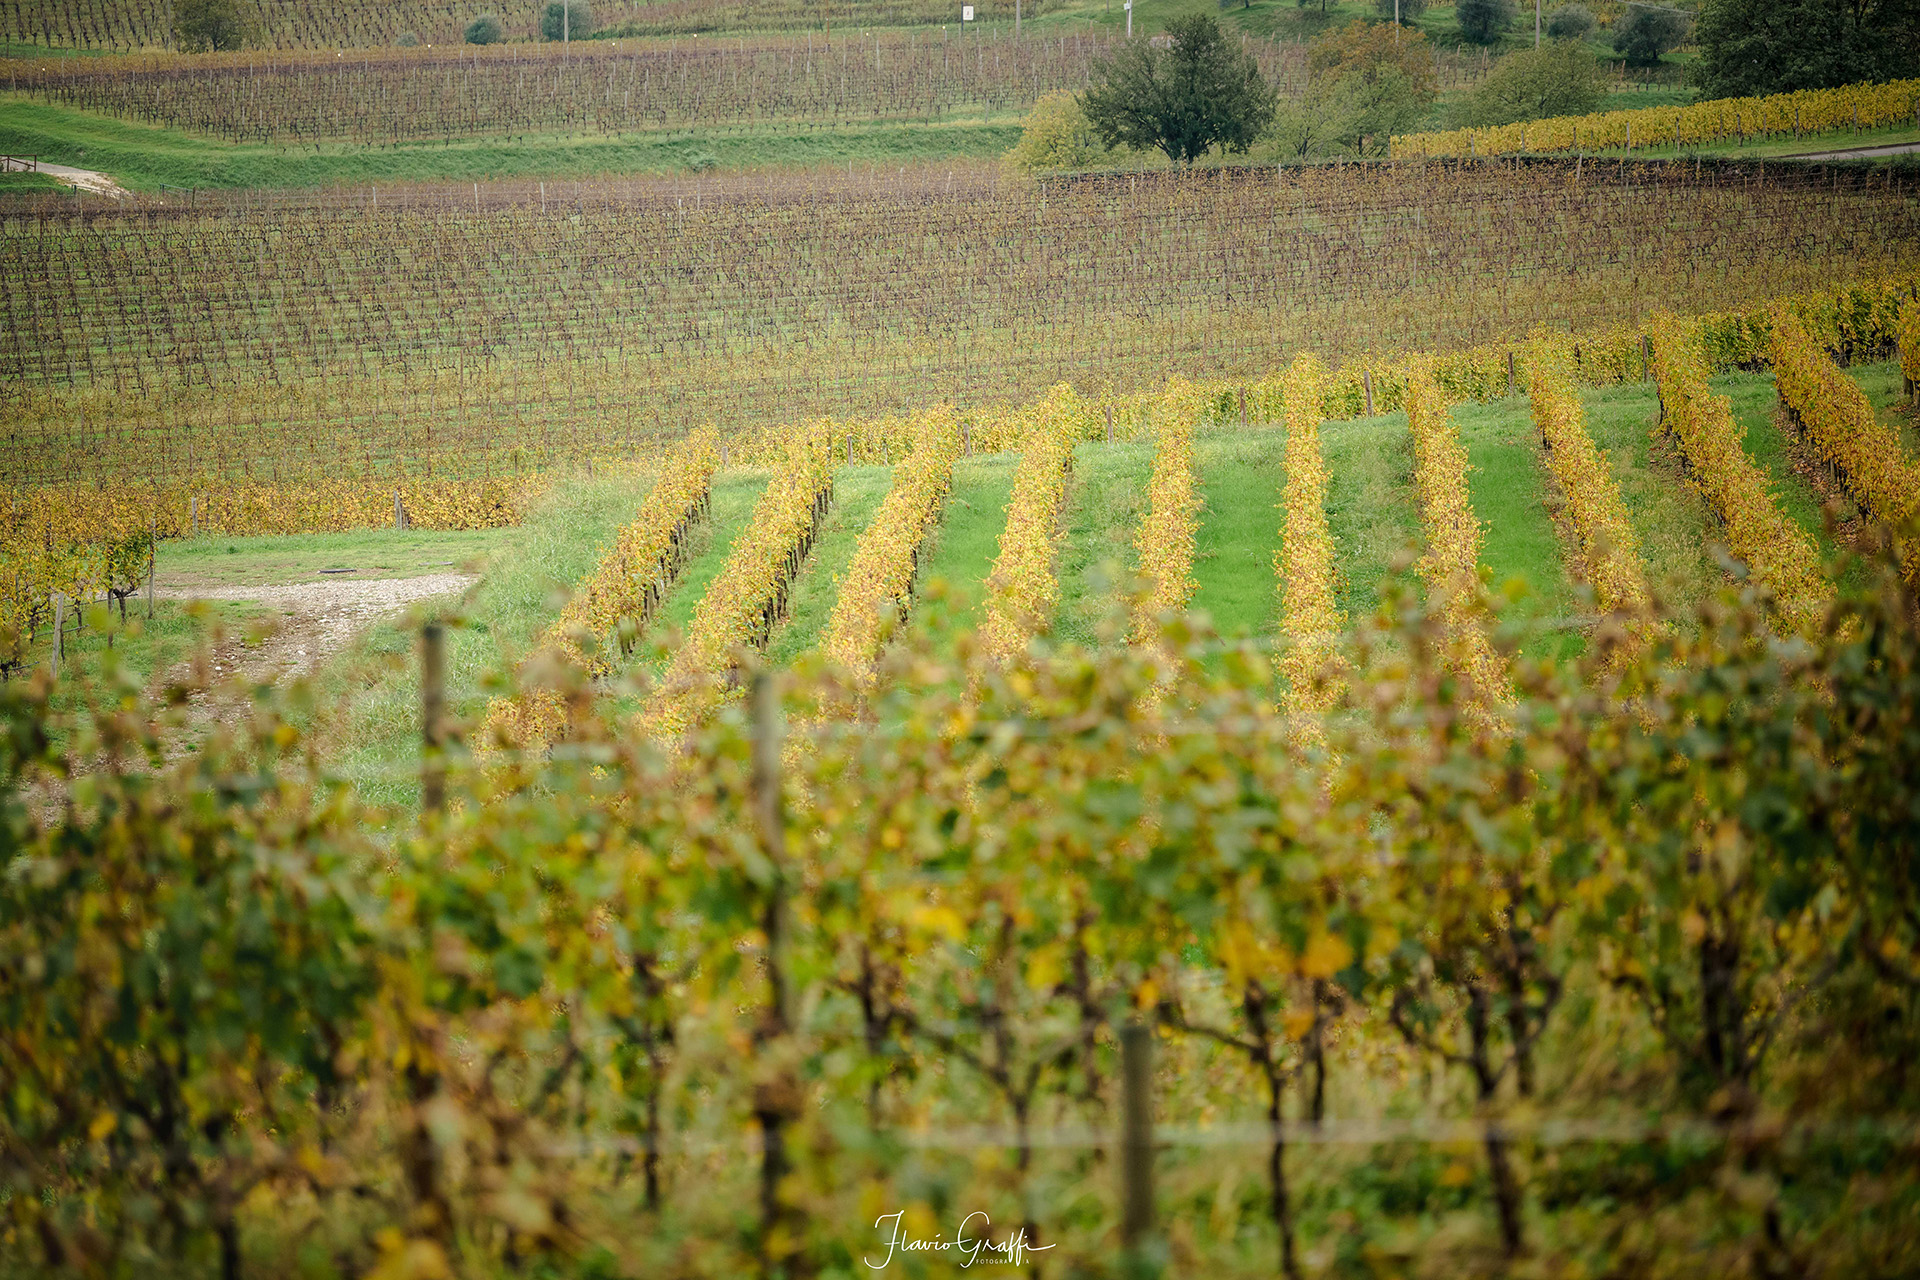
[1394,75,1920,159]
[0,0,1062,51]
[7,39,1920,1272]
[5,160,1916,499]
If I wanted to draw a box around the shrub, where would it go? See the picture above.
[1456,0,1517,44]
[1008,92,1110,172]
[1545,4,1594,40]
[1455,41,1605,125]
[541,0,594,40]
[396,30,420,46]
[464,12,504,43]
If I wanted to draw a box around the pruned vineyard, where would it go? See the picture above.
[0,0,1057,51]
[6,31,1299,143]
[7,160,1915,510]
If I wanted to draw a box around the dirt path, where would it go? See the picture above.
[158,572,477,688]
[1781,141,1920,162]
[8,158,133,199]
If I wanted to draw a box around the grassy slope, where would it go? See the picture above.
[1190,422,1286,638]
[158,527,506,588]
[637,469,772,669]
[1718,360,1914,587]
[914,451,1018,646]
[766,463,895,665]
[1452,396,1582,659]
[1053,439,1154,648]
[1322,410,1423,625]
[317,468,651,800]
[1582,379,1721,612]
[0,97,1020,190]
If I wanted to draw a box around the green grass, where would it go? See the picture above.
[1321,411,1422,625]
[636,470,772,667]
[158,527,508,588]
[314,468,652,801]
[1580,380,1721,613]
[0,97,1022,191]
[1190,422,1286,639]
[0,167,70,191]
[1452,396,1582,659]
[914,451,1019,646]
[1053,438,1154,648]
[766,463,895,665]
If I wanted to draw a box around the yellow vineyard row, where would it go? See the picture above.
[1392,78,1920,159]
[820,410,961,686]
[1648,313,1832,640]
[1528,342,1653,661]
[640,425,837,738]
[1404,361,1512,732]
[978,386,1083,668]
[1131,379,1204,644]
[1771,307,1920,583]
[1272,354,1346,739]
[480,429,720,753]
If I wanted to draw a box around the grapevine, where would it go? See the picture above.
[1648,311,1831,639]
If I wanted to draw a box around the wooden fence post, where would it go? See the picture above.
[190,494,198,537]
[147,519,156,619]
[749,670,799,1278]
[1506,351,1515,395]
[394,489,405,531]
[51,592,64,676]
[420,622,446,814]
[1105,404,1114,444]
[1120,1019,1158,1276]
[1362,370,1375,417]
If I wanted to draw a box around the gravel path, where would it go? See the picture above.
[12,159,133,199]
[1781,141,1920,162]
[160,573,477,685]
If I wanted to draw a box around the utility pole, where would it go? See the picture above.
[1125,0,1132,37]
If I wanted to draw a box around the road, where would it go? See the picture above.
[1781,141,1920,162]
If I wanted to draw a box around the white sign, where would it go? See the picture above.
[1123,2,1131,9]
[962,4,974,17]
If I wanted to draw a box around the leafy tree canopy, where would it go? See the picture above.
[465,12,505,43]
[1308,19,1440,105]
[1455,41,1605,126]
[173,0,246,51]
[1456,0,1517,45]
[541,0,594,40]
[1693,0,1920,99]
[1545,3,1595,40]
[1079,15,1279,166]
[1613,6,1688,67]
[1008,92,1112,173]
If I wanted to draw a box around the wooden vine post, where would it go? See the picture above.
[749,670,801,1277]
[420,621,446,814]
[1119,1019,1159,1277]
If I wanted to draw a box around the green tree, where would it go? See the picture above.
[1612,6,1688,66]
[1080,15,1278,166]
[541,0,594,40]
[1374,0,1429,25]
[1455,41,1605,125]
[173,0,246,51]
[1545,3,1594,39]
[465,12,505,42]
[1692,0,1920,98]
[1456,0,1517,44]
